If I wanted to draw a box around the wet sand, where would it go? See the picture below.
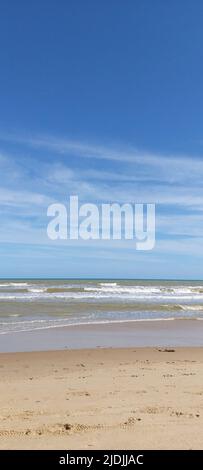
[1,319,203,353]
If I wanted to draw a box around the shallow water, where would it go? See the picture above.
[0,279,203,335]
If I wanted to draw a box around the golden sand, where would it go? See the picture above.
[0,348,202,449]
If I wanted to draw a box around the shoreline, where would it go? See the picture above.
[1,319,203,353]
[0,347,203,449]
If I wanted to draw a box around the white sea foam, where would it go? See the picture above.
[0,316,178,335]
[99,282,118,287]
[1,288,203,302]
[0,283,28,288]
[179,305,203,311]
[28,288,47,293]
[1,281,203,336]
[0,283,14,287]
[0,282,30,289]
[8,314,21,317]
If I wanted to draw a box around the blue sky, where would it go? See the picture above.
[1,0,203,279]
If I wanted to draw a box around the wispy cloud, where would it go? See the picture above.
[1,131,203,267]
[1,131,203,186]
[0,187,51,207]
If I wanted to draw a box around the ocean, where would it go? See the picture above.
[0,279,203,335]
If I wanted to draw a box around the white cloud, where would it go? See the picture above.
[1,132,203,258]
[0,187,51,207]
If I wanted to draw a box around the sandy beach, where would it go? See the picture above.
[0,347,203,450]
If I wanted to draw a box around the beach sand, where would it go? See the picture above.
[0,347,203,449]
